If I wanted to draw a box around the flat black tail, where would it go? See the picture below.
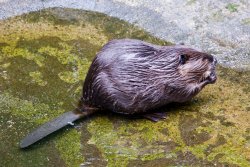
[20,109,95,148]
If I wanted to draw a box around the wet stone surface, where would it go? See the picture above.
[0,8,249,167]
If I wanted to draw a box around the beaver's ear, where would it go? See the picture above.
[179,54,188,65]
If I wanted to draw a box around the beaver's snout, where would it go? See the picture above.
[207,57,217,83]
[208,71,217,83]
[201,57,217,84]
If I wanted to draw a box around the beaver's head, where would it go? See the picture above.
[162,46,217,102]
[177,48,217,85]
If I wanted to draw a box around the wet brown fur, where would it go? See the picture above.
[81,39,217,114]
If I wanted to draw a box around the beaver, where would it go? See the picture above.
[20,39,217,148]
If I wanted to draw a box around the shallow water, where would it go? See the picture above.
[0,8,249,167]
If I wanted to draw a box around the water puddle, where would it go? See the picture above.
[0,8,249,167]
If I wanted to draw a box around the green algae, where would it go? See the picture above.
[0,103,66,167]
[186,0,197,5]
[0,62,11,68]
[58,71,78,84]
[1,46,45,67]
[20,8,170,46]
[30,71,47,86]
[0,7,250,167]
[0,92,54,124]
[226,3,239,13]
[55,129,82,167]
[242,18,250,25]
[0,91,82,167]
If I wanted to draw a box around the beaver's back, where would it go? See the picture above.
[82,39,171,114]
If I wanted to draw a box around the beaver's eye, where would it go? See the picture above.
[179,54,188,64]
